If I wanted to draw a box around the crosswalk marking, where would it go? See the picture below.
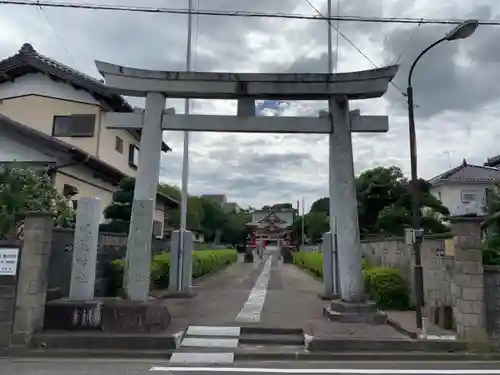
[168,325,242,364]
[180,337,239,348]
[168,352,234,364]
[186,325,241,337]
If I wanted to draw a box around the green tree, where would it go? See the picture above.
[221,210,252,246]
[0,165,75,238]
[310,197,329,215]
[305,212,329,243]
[200,198,229,242]
[158,183,181,201]
[100,177,135,233]
[303,166,450,238]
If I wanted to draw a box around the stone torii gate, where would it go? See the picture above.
[96,60,398,305]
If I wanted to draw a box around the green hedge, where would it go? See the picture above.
[293,251,410,310]
[108,249,237,295]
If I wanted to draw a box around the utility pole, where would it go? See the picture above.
[327,0,339,296]
[177,0,193,291]
[301,197,305,247]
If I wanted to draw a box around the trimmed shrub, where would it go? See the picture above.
[364,266,410,310]
[107,249,237,295]
[292,251,410,310]
[293,251,323,279]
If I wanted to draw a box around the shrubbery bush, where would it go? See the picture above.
[292,251,410,310]
[108,249,237,295]
[363,266,410,309]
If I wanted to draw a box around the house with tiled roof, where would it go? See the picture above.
[429,159,500,216]
[0,43,176,235]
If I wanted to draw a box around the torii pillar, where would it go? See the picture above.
[124,92,165,301]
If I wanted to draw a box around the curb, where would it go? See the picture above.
[234,351,500,362]
[0,348,175,359]
[386,317,419,339]
[5,349,500,362]
[308,337,469,353]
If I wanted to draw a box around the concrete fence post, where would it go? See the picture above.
[12,212,54,345]
[450,216,487,341]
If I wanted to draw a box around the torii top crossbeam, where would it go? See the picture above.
[95,61,398,100]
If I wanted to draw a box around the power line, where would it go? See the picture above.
[303,0,407,99]
[36,1,77,69]
[3,0,500,26]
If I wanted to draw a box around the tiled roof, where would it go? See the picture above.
[0,43,170,152]
[0,43,131,111]
[429,159,500,185]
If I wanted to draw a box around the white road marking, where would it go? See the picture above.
[235,256,273,323]
[150,368,500,374]
[167,352,234,364]
[186,325,241,337]
[180,337,239,348]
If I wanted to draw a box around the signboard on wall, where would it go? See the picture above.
[0,248,19,276]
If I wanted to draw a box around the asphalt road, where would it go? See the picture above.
[2,359,500,375]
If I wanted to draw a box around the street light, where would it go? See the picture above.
[407,19,479,331]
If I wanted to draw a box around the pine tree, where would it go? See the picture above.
[100,177,135,233]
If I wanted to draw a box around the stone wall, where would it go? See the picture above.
[484,266,500,338]
[360,234,452,304]
[360,220,500,340]
[47,228,169,301]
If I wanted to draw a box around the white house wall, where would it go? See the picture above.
[431,183,493,216]
[0,74,140,178]
[0,73,100,105]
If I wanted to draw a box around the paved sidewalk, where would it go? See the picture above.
[165,250,408,340]
[164,255,268,333]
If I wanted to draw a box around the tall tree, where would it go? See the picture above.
[305,212,329,243]
[310,197,329,215]
[100,177,135,233]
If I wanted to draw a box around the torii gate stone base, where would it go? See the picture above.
[96,60,399,324]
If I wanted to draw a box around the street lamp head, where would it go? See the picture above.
[445,20,479,41]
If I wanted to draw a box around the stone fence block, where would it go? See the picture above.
[457,300,483,315]
[457,261,483,275]
[461,287,483,301]
[453,234,481,252]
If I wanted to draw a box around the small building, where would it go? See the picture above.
[0,43,178,236]
[246,209,294,248]
[429,159,500,216]
[201,193,241,213]
[0,114,178,236]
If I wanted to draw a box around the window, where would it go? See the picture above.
[62,184,78,198]
[461,191,477,203]
[128,144,140,168]
[115,136,123,153]
[153,220,163,238]
[52,114,96,137]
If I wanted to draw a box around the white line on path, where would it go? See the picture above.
[235,255,273,323]
[149,368,500,374]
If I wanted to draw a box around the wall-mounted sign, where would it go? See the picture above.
[0,248,19,276]
[444,239,455,257]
